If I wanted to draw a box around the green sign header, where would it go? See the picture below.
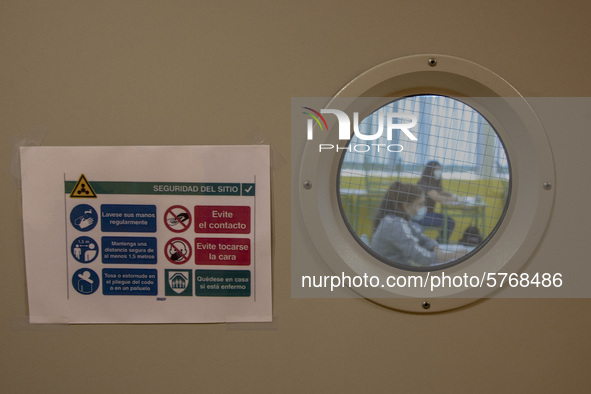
[65,181,255,196]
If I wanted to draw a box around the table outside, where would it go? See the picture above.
[441,197,487,242]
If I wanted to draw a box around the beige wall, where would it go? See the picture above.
[1,1,590,392]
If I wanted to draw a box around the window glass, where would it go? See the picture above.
[338,95,511,271]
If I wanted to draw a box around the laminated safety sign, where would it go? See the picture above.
[20,145,272,324]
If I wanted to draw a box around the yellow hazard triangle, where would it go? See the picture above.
[70,174,97,198]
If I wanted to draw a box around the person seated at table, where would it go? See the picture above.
[415,160,457,243]
[370,181,466,267]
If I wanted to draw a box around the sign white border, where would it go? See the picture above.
[21,145,272,323]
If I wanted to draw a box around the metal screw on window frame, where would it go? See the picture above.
[543,182,552,190]
[428,58,437,67]
[422,301,431,309]
[303,181,312,190]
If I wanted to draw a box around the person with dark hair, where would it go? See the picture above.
[371,181,465,267]
[416,161,457,243]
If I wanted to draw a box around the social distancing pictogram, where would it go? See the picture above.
[70,174,97,198]
[71,236,99,263]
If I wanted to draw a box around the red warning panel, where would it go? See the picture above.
[194,206,250,234]
[195,238,250,266]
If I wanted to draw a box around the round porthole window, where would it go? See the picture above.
[338,95,511,272]
[292,54,555,312]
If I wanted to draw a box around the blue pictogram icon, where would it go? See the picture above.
[72,268,100,295]
[71,236,99,263]
[70,204,98,232]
